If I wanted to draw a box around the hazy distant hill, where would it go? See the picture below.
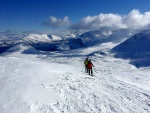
[78,29,137,47]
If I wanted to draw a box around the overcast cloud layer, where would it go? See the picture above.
[44,9,150,31]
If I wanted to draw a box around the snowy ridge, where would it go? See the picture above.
[2,43,40,56]
[112,33,150,53]
[24,34,63,43]
[112,31,150,67]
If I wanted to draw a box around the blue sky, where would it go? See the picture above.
[1,0,150,34]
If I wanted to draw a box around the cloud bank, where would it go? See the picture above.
[123,10,150,29]
[43,10,150,33]
[70,9,150,31]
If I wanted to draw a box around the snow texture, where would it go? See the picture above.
[0,41,150,113]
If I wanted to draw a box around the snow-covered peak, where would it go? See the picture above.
[23,34,51,43]
[23,34,63,43]
[112,32,150,53]
[112,32,150,67]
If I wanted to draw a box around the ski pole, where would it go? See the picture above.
[81,64,84,72]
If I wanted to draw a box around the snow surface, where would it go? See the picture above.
[0,42,150,113]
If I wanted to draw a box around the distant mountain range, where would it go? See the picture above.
[0,29,149,54]
[0,34,82,53]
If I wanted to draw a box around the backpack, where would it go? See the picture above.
[88,62,93,68]
[84,59,88,65]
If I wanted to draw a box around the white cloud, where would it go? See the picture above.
[43,16,70,29]
[70,13,125,31]
[43,10,150,32]
[123,9,150,29]
[70,9,150,31]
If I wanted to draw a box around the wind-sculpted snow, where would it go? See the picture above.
[0,42,150,113]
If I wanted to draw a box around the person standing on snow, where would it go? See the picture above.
[87,59,94,76]
[84,58,89,73]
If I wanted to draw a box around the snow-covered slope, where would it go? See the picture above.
[112,31,150,67]
[2,43,40,56]
[112,33,150,53]
[0,42,150,113]
[0,40,23,54]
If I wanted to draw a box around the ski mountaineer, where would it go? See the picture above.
[87,59,94,76]
[84,58,89,73]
